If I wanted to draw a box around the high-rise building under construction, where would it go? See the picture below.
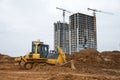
[69,13,97,54]
[54,21,69,54]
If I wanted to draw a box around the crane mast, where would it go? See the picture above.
[56,7,72,23]
[56,7,72,53]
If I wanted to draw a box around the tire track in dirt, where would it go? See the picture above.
[0,70,120,80]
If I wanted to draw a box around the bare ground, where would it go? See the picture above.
[0,49,120,80]
[0,62,120,80]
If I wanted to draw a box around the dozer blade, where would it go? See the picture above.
[60,60,76,70]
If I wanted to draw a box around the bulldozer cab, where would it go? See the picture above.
[32,41,49,58]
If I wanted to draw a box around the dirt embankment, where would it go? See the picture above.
[66,49,120,69]
[101,51,120,68]
[0,53,16,70]
[0,53,14,62]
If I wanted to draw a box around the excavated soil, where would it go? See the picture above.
[0,49,120,80]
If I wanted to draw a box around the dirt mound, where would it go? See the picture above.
[101,50,120,63]
[67,49,104,69]
[66,49,120,69]
[0,53,16,70]
[72,48,102,62]
[100,51,120,69]
[0,53,14,62]
[65,54,72,61]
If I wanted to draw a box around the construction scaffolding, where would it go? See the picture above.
[69,13,97,53]
[54,21,69,54]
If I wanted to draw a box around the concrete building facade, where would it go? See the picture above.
[69,13,97,54]
[54,21,69,54]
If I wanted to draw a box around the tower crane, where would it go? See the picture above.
[56,7,72,53]
[87,8,113,49]
[87,8,114,16]
[56,7,72,23]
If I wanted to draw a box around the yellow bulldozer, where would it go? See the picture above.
[15,41,75,70]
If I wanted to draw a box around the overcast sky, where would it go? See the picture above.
[0,0,120,57]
